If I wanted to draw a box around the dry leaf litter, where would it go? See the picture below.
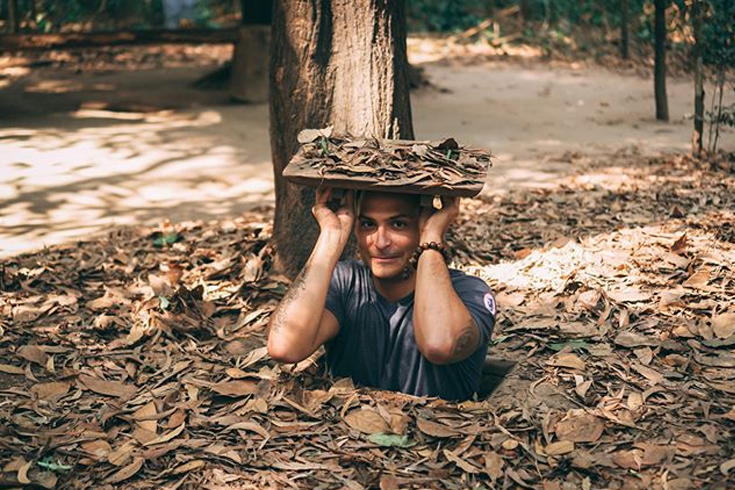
[1,150,734,489]
[285,130,491,195]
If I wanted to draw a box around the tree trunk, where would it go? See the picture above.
[654,0,669,121]
[269,0,414,278]
[620,0,630,59]
[712,70,725,153]
[692,0,704,156]
[229,0,272,103]
[30,0,37,29]
[7,0,19,33]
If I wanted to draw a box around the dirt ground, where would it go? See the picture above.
[1,41,732,258]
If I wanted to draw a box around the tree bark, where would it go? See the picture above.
[620,0,630,59]
[691,0,704,155]
[7,0,19,33]
[654,0,669,121]
[229,0,271,103]
[269,0,414,278]
[712,70,725,153]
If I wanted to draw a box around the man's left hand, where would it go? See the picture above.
[419,196,460,243]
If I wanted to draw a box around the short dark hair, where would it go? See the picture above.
[355,190,421,215]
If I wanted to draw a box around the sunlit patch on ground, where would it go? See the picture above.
[408,35,545,65]
[0,107,273,258]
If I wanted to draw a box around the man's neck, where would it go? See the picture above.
[373,274,416,303]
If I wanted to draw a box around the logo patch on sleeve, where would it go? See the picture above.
[483,293,497,315]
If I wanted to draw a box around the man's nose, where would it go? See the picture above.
[375,226,391,249]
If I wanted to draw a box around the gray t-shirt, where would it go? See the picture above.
[324,260,496,400]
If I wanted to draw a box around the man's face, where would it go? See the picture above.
[355,192,420,280]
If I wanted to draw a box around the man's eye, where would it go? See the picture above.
[392,221,408,229]
[360,221,375,229]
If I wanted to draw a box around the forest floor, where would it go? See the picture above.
[1,41,735,489]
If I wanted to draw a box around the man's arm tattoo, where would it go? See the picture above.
[450,321,480,362]
[270,262,310,334]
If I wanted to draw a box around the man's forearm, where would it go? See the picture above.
[413,250,478,365]
[267,231,342,361]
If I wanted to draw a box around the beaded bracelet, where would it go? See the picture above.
[408,241,450,269]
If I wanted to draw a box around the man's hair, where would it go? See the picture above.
[354,190,421,215]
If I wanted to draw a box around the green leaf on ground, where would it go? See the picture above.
[368,433,414,448]
[37,457,73,473]
[159,295,170,310]
[152,232,180,247]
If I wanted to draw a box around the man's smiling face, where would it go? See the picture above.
[355,192,421,281]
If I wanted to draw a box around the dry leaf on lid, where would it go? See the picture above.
[712,312,735,339]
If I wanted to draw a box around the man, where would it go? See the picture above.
[267,187,496,400]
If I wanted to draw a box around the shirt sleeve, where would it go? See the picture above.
[324,261,350,327]
[450,271,496,348]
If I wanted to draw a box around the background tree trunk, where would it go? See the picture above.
[269,0,414,278]
[229,0,271,103]
[620,0,630,59]
[654,0,669,121]
[691,0,704,155]
[7,0,19,33]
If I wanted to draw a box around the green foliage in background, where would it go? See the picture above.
[406,0,485,32]
[0,0,232,32]
[1,0,162,31]
[2,0,734,65]
[700,0,735,68]
[699,0,735,151]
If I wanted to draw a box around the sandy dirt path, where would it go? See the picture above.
[1,53,732,258]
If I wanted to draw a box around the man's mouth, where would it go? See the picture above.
[372,256,400,262]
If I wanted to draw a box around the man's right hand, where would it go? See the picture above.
[312,187,355,250]
[268,187,348,364]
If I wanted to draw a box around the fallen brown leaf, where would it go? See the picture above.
[78,373,137,398]
[554,411,604,443]
[30,381,70,399]
[210,379,258,397]
[416,418,460,438]
[484,450,504,480]
[344,408,391,435]
[546,352,585,371]
[544,440,575,456]
[105,457,144,484]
